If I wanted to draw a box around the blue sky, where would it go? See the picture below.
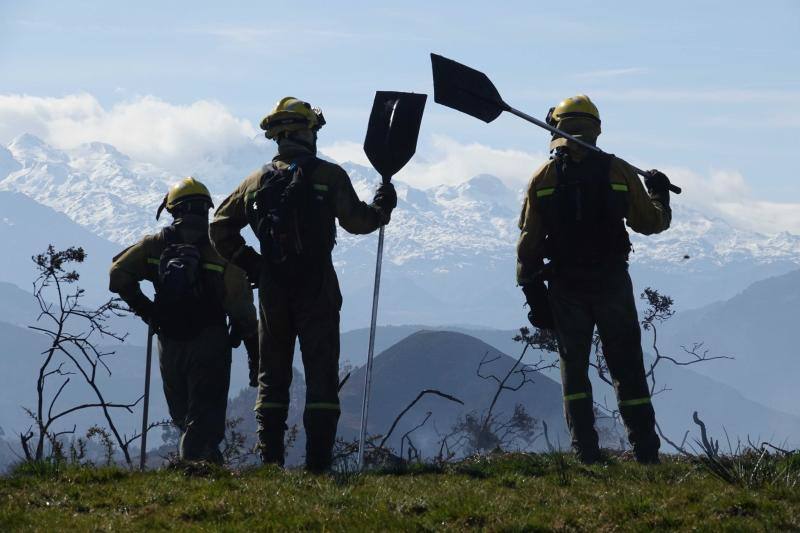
[1,1,799,230]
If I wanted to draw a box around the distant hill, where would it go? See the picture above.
[0,191,121,303]
[339,330,569,455]
[0,282,41,327]
[0,320,169,443]
[227,330,571,465]
[338,325,800,448]
[340,325,525,369]
[662,268,800,417]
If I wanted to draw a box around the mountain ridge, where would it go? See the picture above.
[1,134,798,323]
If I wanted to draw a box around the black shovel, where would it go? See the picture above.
[431,53,681,193]
[357,91,427,470]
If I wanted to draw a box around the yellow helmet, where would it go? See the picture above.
[156,177,213,220]
[260,97,326,140]
[546,94,601,126]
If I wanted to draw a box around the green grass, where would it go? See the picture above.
[2,453,799,531]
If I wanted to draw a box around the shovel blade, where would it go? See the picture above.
[364,91,427,179]
[431,53,506,123]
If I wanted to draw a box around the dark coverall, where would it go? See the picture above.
[109,215,258,462]
[517,138,671,462]
[210,142,386,469]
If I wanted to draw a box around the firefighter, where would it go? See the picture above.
[110,177,259,463]
[517,95,673,464]
[210,97,396,472]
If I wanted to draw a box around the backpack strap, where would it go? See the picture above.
[293,155,321,180]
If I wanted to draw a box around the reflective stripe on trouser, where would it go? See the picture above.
[158,323,231,463]
[549,264,660,456]
[255,264,343,468]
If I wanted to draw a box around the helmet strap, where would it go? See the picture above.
[545,107,556,127]
[155,194,168,221]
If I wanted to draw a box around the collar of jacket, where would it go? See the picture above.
[276,138,316,160]
[171,214,209,244]
[549,138,597,163]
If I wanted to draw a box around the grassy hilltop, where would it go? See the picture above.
[2,453,799,531]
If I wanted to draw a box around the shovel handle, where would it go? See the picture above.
[358,223,386,470]
[139,323,154,471]
[506,105,682,195]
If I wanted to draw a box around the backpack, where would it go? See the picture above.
[154,227,224,339]
[539,149,631,266]
[249,158,330,282]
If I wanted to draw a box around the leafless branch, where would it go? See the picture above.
[399,411,432,460]
[379,389,464,450]
[21,245,139,467]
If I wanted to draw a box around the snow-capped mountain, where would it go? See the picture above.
[1,134,799,326]
[2,134,173,244]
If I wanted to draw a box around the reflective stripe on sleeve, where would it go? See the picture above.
[313,184,329,192]
[563,392,592,401]
[611,183,629,192]
[254,402,289,410]
[147,258,160,265]
[202,263,225,273]
[536,187,556,198]
[619,397,651,407]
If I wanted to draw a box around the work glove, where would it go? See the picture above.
[235,245,262,288]
[521,282,555,330]
[243,334,260,388]
[372,182,397,224]
[644,169,671,208]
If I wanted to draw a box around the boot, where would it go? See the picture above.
[305,450,332,474]
[634,446,660,465]
[575,445,602,465]
[258,431,285,467]
[304,410,338,473]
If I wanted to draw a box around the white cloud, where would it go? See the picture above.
[396,135,549,189]
[0,93,260,179]
[2,92,797,235]
[319,140,371,167]
[715,201,800,235]
[658,166,800,234]
[322,135,549,190]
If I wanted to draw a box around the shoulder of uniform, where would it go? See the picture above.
[308,158,349,195]
[111,232,161,264]
[530,159,557,192]
[247,165,271,187]
[607,156,638,185]
[233,165,272,203]
[132,232,162,255]
[533,159,554,177]
[608,155,633,174]
[314,158,347,177]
